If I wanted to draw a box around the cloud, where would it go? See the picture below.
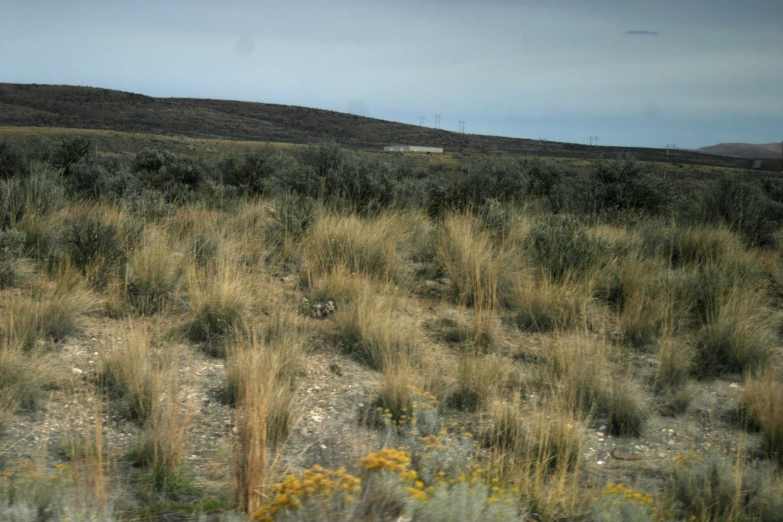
[625,29,658,36]
[625,30,659,36]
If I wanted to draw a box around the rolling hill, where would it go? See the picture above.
[0,82,779,171]
[698,142,781,159]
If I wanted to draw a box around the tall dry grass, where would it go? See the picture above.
[740,375,783,463]
[118,226,183,315]
[435,213,516,308]
[1,271,100,349]
[132,367,192,492]
[229,317,304,513]
[512,274,591,333]
[185,260,258,350]
[95,326,167,423]
[299,212,410,286]
[0,337,56,433]
[486,396,586,519]
[336,282,418,371]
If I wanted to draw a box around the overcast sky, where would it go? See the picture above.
[2,0,781,148]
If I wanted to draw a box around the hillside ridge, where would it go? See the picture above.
[0,82,778,170]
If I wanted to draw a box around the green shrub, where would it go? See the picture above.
[66,219,125,272]
[697,174,783,246]
[0,140,28,179]
[524,215,608,282]
[590,156,675,216]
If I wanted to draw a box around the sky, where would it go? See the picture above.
[2,0,782,149]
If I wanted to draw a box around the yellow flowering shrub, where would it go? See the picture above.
[590,483,661,522]
[251,465,361,522]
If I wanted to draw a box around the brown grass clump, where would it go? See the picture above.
[184,260,257,350]
[449,353,512,412]
[95,326,166,423]
[227,316,304,445]
[121,228,183,315]
[655,336,697,414]
[512,275,590,333]
[1,273,99,349]
[487,397,586,520]
[641,224,742,268]
[606,377,650,437]
[230,319,304,513]
[131,368,192,492]
[336,283,418,371]
[435,213,515,308]
[299,212,409,285]
[0,337,55,433]
[545,335,611,418]
[695,287,774,377]
[740,375,783,463]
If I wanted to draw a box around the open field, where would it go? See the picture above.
[3,137,783,521]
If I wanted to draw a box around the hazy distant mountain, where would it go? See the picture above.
[698,142,781,159]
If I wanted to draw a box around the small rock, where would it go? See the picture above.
[71,367,84,375]
[598,425,607,432]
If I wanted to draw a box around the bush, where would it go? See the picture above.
[524,215,608,282]
[65,162,133,199]
[424,159,529,217]
[219,150,278,195]
[697,174,783,246]
[590,157,675,216]
[0,140,28,179]
[132,148,207,202]
[0,228,28,288]
[590,484,657,522]
[54,137,92,178]
[66,219,125,272]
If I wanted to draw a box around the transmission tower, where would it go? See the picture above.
[588,135,599,146]
[419,116,426,126]
[665,143,678,160]
[459,121,465,134]
[433,115,441,129]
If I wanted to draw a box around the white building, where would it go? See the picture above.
[384,145,443,153]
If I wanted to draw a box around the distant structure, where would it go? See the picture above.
[384,145,443,154]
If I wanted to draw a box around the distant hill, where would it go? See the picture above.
[0,82,775,170]
[698,143,781,159]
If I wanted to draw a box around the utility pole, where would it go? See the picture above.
[588,136,599,146]
[665,143,678,160]
[433,115,441,130]
[459,121,465,134]
[419,116,426,126]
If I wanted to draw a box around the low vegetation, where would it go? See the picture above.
[2,138,783,520]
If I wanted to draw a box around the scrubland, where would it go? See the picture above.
[3,139,783,520]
